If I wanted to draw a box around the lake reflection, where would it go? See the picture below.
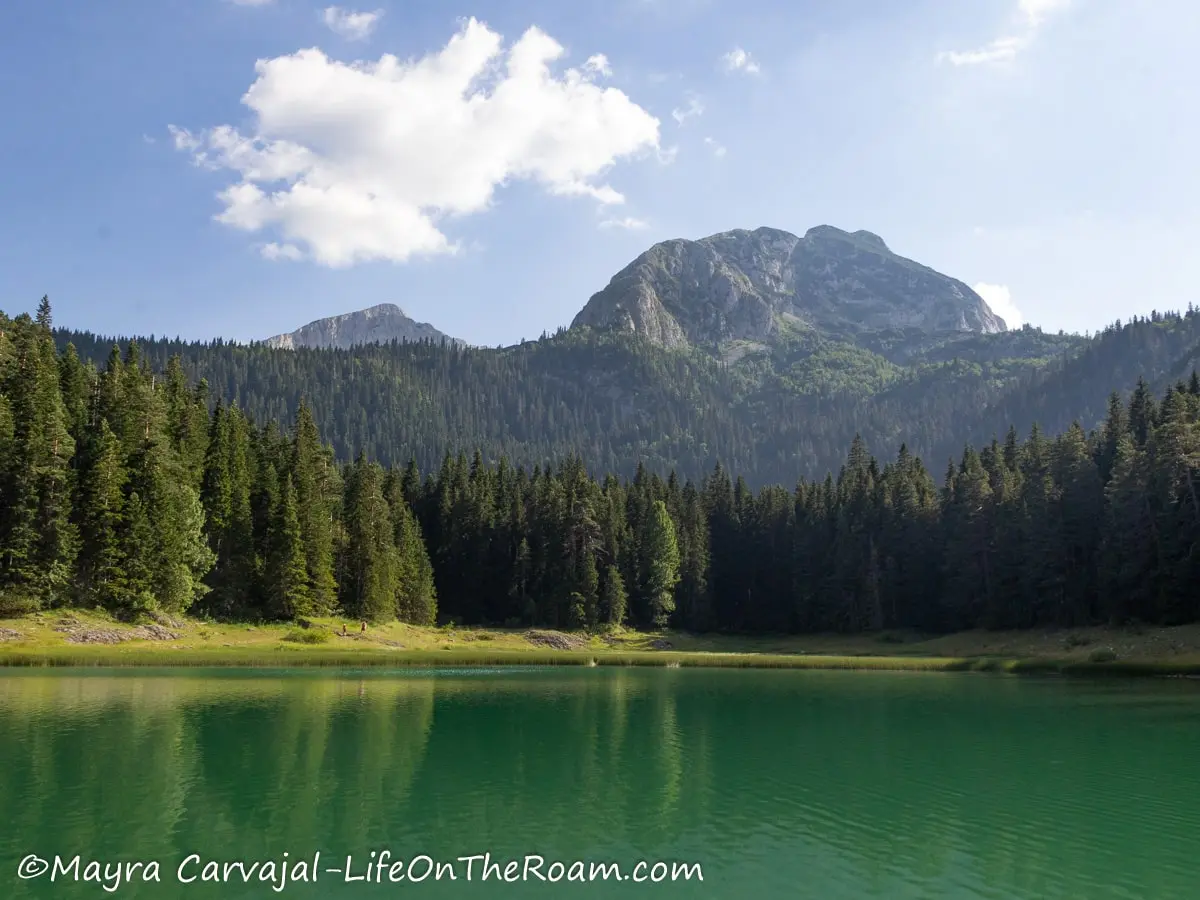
[1,668,1198,898]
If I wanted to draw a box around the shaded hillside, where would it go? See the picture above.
[951,309,1200,457]
[41,309,1198,486]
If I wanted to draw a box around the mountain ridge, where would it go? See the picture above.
[264,302,464,350]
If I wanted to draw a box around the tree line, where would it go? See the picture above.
[2,301,1198,632]
[51,305,1200,488]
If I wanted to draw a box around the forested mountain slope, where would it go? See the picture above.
[40,308,1200,485]
[952,311,1200,453]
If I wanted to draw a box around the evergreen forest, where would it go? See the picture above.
[49,307,1200,488]
[3,300,1199,633]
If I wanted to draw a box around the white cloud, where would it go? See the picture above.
[168,125,202,153]
[600,217,649,230]
[703,136,726,158]
[938,36,1028,67]
[938,0,1069,67]
[1019,0,1071,26]
[261,242,303,261]
[720,46,761,75]
[671,93,704,125]
[322,7,382,41]
[169,18,660,267]
[973,282,1025,328]
[584,54,611,77]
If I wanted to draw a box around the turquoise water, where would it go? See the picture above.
[1,668,1198,898]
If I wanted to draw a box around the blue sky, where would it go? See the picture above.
[1,0,1197,345]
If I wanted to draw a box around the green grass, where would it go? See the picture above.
[4,609,1200,676]
[281,627,332,645]
[1,646,1198,677]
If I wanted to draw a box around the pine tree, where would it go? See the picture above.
[57,343,91,449]
[290,401,338,613]
[1129,377,1157,447]
[124,439,214,614]
[1099,434,1154,624]
[385,477,437,625]
[571,547,600,630]
[164,356,208,488]
[675,481,713,631]
[1146,389,1200,622]
[1051,424,1103,624]
[600,564,628,626]
[119,488,157,613]
[940,447,994,630]
[0,312,77,607]
[641,500,680,628]
[76,420,127,609]
[266,474,312,619]
[1097,392,1127,484]
[221,407,256,616]
[341,456,399,622]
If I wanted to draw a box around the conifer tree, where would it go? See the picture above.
[0,311,77,607]
[290,401,338,613]
[675,481,713,631]
[266,474,311,619]
[77,420,127,609]
[341,456,399,622]
[385,473,438,625]
[124,439,213,614]
[600,564,628,626]
[641,500,680,628]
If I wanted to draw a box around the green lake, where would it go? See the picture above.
[1,668,1198,898]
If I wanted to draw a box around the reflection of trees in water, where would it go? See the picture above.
[651,673,682,834]
[0,675,436,871]
[323,678,436,851]
[2,672,1197,899]
[388,670,715,856]
[0,680,199,873]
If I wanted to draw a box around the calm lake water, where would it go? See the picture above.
[1,668,1198,899]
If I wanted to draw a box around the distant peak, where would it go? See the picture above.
[360,303,407,316]
[750,226,797,238]
[263,302,462,350]
[803,224,849,240]
[804,225,889,253]
[850,230,889,251]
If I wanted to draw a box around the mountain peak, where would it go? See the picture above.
[361,302,407,317]
[571,225,1005,349]
[264,304,463,350]
[803,225,890,252]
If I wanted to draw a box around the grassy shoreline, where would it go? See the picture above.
[3,650,1199,678]
[3,610,1200,676]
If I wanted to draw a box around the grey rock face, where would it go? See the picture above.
[264,303,463,350]
[572,225,1006,348]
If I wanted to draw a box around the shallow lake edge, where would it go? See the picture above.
[1,648,1198,677]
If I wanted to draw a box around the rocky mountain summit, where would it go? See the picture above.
[264,303,462,350]
[571,225,1006,349]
